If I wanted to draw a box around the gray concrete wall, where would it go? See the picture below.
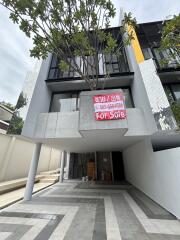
[79,89,128,136]
[22,54,52,139]
[123,139,180,219]
[34,111,81,139]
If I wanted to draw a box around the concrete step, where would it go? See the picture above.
[40,178,58,183]
[0,175,42,194]
[40,174,60,180]
[40,169,60,176]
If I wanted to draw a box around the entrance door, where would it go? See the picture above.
[112,152,125,182]
[69,153,95,179]
[96,152,112,182]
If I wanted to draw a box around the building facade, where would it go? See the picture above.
[0,104,13,134]
[22,20,180,217]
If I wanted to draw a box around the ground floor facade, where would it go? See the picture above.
[24,138,180,221]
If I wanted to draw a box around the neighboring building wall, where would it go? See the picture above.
[0,120,9,134]
[123,139,180,219]
[22,54,52,139]
[19,60,42,120]
[0,133,61,182]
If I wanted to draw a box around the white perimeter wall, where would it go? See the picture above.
[123,139,180,219]
[0,133,61,182]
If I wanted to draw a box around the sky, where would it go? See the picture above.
[0,0,179,106]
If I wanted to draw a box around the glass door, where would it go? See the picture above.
[96,152,112,183]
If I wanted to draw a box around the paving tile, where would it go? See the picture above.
[1,181,180,240]
[128,189,176,220]
[0,223,31,240]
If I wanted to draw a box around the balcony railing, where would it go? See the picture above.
[142,47,180,70]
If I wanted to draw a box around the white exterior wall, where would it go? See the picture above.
[0,133,61,182]
[123,139,180,219]
[124,45,158,134]
[139,59,177,131]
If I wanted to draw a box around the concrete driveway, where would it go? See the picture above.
[0,180,180,240]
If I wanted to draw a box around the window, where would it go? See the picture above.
[171,84,180,101]
[48,56,75,79]
[50,88,133,113]
[164,84,180,103]
[142,48,153,60]
[104,51,129,74]
[122,89,134,108]
[153,48,180,68]
[50,93,79,112]
[85,55,97,76]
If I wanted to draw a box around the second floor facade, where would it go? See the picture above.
[21,20,180,152]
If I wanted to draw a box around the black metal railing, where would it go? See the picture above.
[47,51,130,81]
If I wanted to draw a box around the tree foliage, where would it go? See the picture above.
[7,115,24,135]
[0,0,136,90]
[0,101,15,111]
[7,92,27,135]
[160,14,180,68]
[15,91,28,110]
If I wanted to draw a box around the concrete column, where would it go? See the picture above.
[64,152,70,179]
[59,151,66,183]
[24,143,42,201]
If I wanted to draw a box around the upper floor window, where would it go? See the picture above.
[153,48,180,69]
[48,48,130,80]
[164,84,180,103]
[141,46,180,69]
[50,93,79,113]
[49,88,134,113]
[104,51,129,74]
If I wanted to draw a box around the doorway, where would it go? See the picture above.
[112,152,125,182]
[96,152,112,183]
[69,152,95,179]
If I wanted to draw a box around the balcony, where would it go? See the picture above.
[33,89,150,152]
[142,47,180,71]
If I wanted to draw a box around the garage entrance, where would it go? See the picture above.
[69,151,125,183]
[112,152,125,182]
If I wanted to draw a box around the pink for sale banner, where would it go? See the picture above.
[93,92,126,121]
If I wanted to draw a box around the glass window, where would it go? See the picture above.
[104,51,129,74]
[122,89,133,108]
[51,55,58,68]
[142,48,152,60]
[85,56,97,75]
[171,84,180,101]
[50,88,133,113]
[50,93,79,112]
[164,84,180,104]
[164,85,174,104]
[153,48,180,68]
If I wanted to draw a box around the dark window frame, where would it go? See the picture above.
[47,47,130,81]
[163,83,180,102]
